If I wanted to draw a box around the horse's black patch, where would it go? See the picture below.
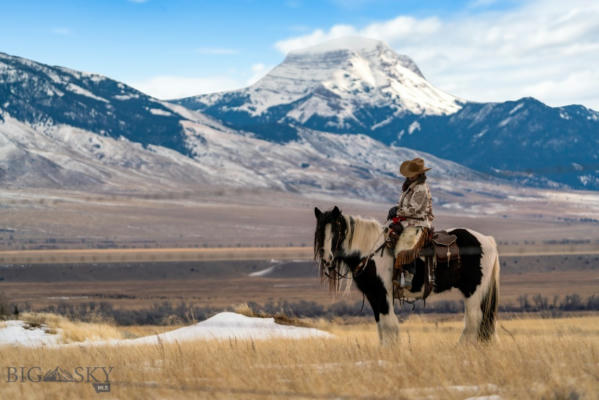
[447,228,483,298]
[394,229,483,298]
[340,253,389,322]
[408,259,425,293]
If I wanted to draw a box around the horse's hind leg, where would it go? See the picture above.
[460,294,483,344]
[461,253,500,343]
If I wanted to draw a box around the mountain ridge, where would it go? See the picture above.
[1,49,506,205]
[174,37,599,190]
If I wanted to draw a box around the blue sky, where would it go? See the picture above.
[2,0,598,108]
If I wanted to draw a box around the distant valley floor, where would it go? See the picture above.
[0,255,597,321]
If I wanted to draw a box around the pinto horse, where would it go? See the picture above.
[314,206,500,345]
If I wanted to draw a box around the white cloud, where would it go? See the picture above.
[129,76,244,100]
[274,0,599,109]
[128,62,274,100]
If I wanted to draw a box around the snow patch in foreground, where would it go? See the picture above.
[0,321,60,347]
[123,312,332,344]
[0,313,332,347]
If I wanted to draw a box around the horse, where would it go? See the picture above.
[313,206,500,345]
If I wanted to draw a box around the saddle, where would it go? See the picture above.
[431,230,460,266]
[392,229,460,301]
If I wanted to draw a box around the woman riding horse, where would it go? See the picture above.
[388,158,434,287]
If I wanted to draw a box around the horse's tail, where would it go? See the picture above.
[478,237,500,342]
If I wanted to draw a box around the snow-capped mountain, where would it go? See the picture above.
[0,49,499,203]
[177,37,461,141]
[392,97,599,189]
[0,95,500,205]
[0,51,188,155]
[175,37,599,190]
[0,42,595,205]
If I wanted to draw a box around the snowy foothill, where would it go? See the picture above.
[0,312,332,348]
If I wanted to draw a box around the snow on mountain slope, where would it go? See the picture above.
[178,37,461,133]
[179,109,505,204]
[0,113,211,190]
[0,51,189,154]
[174,37,599,190]
[1,47,585,203]
[0,103,500,205]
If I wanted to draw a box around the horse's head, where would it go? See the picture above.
[314,206,349,289]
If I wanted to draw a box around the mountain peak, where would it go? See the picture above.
[176,37,461,138]
[288,36,389,55]
[283,36,424,79]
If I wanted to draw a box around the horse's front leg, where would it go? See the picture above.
[376,257,400,346]
[355,256,400,346]
[377,291,400,346]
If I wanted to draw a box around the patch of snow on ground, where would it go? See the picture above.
[66,83,108,103]
[0,321,60,347]
[148,108,172,116]
[559,111,571,120]
[498,117,512,127]
[408,121,421,134]
[1,313,332,348]
[124,312,332,344]
[113,94,140,101]
[249,266,276,277]
[509,103,523,114]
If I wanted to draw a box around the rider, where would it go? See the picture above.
[387,157,434,272]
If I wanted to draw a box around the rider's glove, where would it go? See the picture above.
[386,206,398,221]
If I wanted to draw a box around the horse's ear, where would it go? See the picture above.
[332,206,341,216]
[314,207,322,219]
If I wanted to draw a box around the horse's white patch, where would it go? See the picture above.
[323,223,334,263]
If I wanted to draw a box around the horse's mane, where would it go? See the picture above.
[344,215,383,254]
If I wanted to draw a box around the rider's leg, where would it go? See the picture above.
[393,226,426,288]
[394,226,425,260]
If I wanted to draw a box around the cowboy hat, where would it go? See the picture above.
[399,158,431,178]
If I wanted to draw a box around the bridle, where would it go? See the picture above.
[321,214,385,280]
[322,215,350,278]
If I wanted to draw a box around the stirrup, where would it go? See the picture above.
[393,272,412,290]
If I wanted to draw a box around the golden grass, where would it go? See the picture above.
[0,315,597,399]
[14,312,179,343]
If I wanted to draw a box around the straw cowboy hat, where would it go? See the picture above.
[399,158,431,178]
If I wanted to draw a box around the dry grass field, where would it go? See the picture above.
[0,314,597,399]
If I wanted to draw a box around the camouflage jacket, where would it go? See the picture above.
[397,179,434,228]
